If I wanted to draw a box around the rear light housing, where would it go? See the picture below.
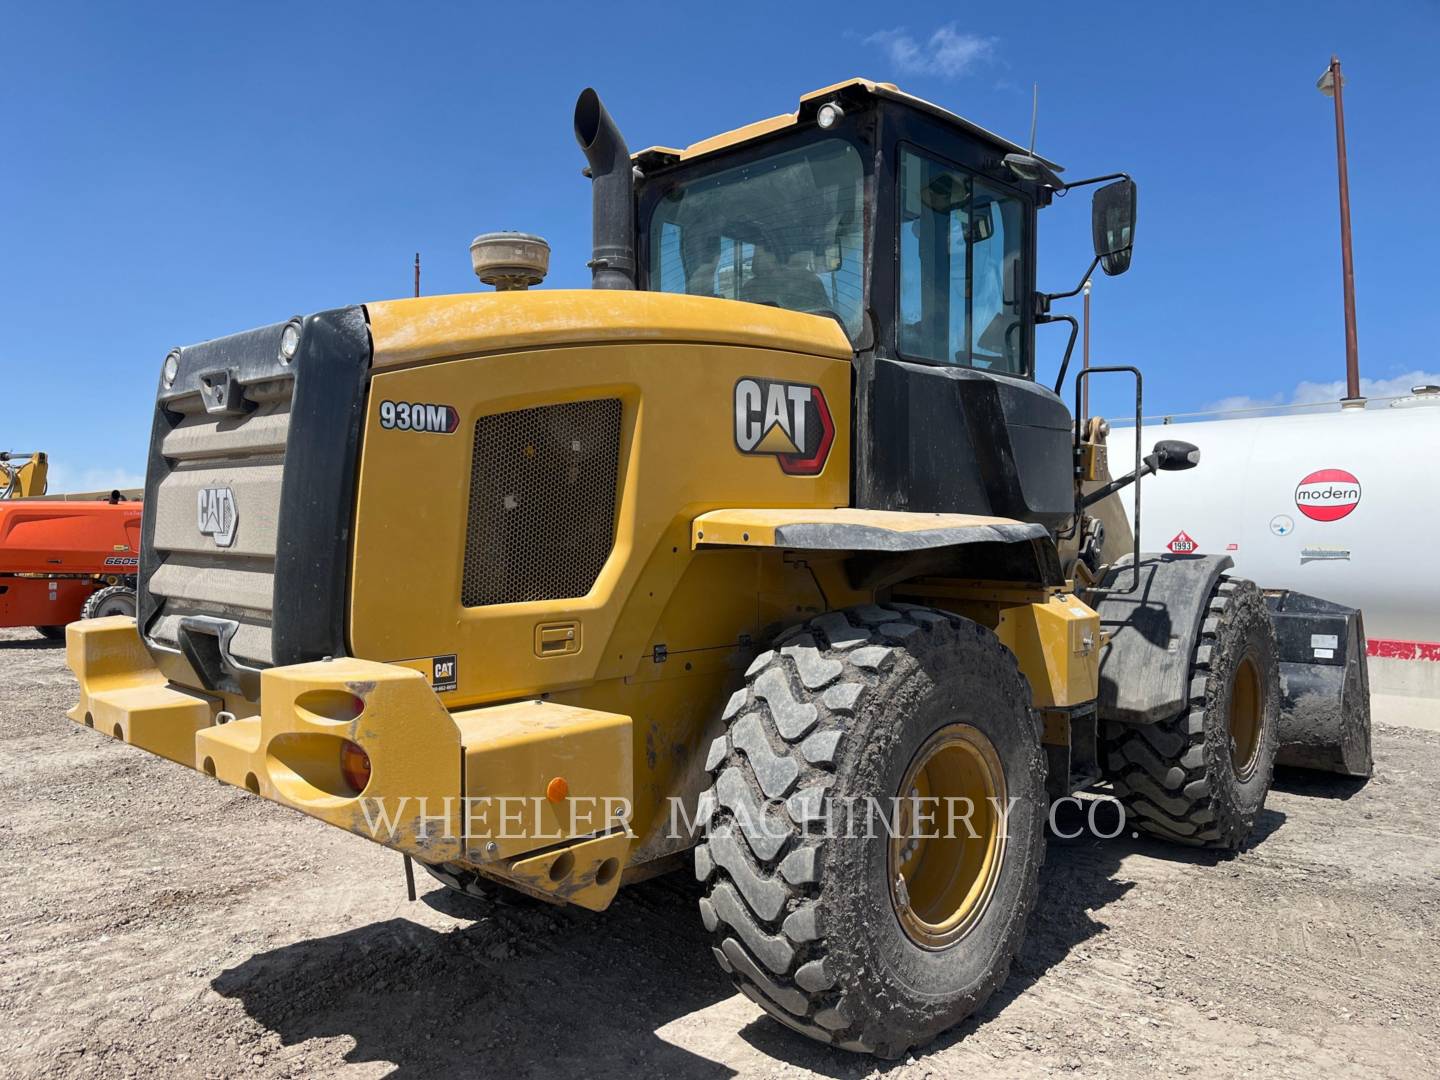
[339,740,372,794]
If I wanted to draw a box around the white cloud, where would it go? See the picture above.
[42,462,146,496]
[1292,370,1440,404]
[864,24,997,78]
[1200,370,1440,415]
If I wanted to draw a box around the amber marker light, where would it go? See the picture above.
[340,741,372,794]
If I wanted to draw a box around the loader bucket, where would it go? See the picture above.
[1265,591,1373,778]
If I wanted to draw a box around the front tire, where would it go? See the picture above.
[1103,576,1280,849]
[695,603,1046,1058]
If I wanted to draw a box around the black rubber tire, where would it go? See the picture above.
[1102,576,1280,849]
[695,603,1047,1058]
[420,861,544,908]
[34,625,67,641]
[82,585,137,620]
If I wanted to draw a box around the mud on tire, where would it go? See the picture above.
[694,603,1046,1058]
[1102,576,1280,849]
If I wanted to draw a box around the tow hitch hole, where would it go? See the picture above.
[202,757,216,777]
[244,772,260,794]
[112,724,124,740]
[549,851,575,882]
[594,857,619,886]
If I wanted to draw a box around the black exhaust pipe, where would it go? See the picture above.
[573,88,635,290]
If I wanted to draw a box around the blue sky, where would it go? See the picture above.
[3,1,1437,490]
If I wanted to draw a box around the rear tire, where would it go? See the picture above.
[82,585,136,620]
[695,603,1046,1058]
[1103,576,1280,849]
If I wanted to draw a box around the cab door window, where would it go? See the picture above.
[898,148,1027,373]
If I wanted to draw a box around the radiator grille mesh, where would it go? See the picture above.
[461,399,622,607]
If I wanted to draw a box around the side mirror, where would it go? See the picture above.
[1151,440,1200,471]
[1092,179,1137,276]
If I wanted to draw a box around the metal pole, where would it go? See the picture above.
[1082,279,1091,418]
[414,252,421,298]
[1325,56,1361,401]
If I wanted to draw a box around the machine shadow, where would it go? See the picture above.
[212,872,738,1079]
[733,801,1287,1076]
[0,634,64,650]
[216,805,1283,1078]
[1271,765,1370,801]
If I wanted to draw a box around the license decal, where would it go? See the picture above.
[380,400,459,434]
[733,378,834,476]
[432,654,458,693]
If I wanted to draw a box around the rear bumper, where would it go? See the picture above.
[67,617,633,908]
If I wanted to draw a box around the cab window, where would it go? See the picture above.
[650,139,865,336]
[898,147,1027,373]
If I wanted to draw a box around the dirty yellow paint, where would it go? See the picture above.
[456,700,631,863]
[67,617,211,765]
[67,271,1101,912]
[692,507,1031,548]
[505,831,631,911]
[366,290,852,370]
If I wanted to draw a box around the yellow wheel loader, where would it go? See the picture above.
[67,79,1363,1057]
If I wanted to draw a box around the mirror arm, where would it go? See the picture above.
[1080,454,1160,510]
[1058,171,1132,193]
[1042,254,1101,307]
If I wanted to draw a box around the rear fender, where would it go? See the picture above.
[692,507,1064,589]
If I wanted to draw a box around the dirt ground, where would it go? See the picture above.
[2,626,1437,1079]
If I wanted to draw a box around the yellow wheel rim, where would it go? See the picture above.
[1229,655,1262,780]
[888,724,1007,950]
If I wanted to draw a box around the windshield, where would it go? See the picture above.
[649,139,865,336]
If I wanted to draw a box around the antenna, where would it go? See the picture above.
[1028,83,1038,154]
[414,252,421,297]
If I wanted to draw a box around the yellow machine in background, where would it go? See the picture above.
[68,80,1292,1057]
[0,451,48,499]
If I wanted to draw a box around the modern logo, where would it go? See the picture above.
[733,378,835,476]
[197,486,238,547]
[379,400,459,434]
[1294,468,1360,522]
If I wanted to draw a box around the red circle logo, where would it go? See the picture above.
[1294,468,1361,522]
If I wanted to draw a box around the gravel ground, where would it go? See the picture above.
[2,624,1437,1078]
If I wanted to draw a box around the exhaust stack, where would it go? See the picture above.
[573,88,635,290]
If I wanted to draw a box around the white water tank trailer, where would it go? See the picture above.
[1109,389,1440,721]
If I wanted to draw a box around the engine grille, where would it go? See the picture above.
[146,382,292,667]
[462,399,622,607]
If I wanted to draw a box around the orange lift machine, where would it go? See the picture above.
[0,452,142,637]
